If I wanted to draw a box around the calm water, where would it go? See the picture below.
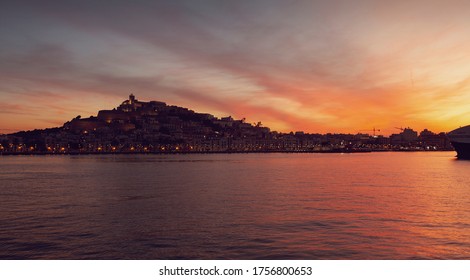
[1,152,470,259]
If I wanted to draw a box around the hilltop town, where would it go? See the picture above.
[0,95,452,154]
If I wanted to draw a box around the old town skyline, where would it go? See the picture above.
[0,94,452,154]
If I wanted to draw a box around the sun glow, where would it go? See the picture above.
[2,1,470,134]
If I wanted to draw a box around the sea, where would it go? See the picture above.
[1,152,470,259]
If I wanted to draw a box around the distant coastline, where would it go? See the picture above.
[0,148,454,156]
[0,94,454,155]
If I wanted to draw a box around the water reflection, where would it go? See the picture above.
[1,152,470,259]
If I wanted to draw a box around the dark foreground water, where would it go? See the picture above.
[1,152,470,259]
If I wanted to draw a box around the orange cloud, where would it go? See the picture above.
[2,1,470,135]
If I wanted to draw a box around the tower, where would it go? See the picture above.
[129,93,135,104]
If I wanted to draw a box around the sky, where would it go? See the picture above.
[1,0,470,135]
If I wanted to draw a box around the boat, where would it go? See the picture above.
[448,125,470,159]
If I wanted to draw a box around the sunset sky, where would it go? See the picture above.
[2,0,470,135]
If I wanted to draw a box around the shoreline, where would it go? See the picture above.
[0,149,455,156]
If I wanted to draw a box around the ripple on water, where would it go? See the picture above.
[1,152,470,259]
